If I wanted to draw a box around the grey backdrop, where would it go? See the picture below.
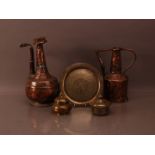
[0,20,155,134]
[0,19,154,91]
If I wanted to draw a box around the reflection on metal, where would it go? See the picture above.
[96,47,136,103]
[20,37,59,107]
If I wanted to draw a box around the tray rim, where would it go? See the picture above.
[60,62,103,106]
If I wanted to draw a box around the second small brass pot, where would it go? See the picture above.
[91,95,111,116]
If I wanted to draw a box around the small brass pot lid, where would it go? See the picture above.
[61,63,103,106]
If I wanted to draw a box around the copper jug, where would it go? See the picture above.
[20,37,59,107]
[96,47,136,103]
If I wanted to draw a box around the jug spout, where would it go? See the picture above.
[20,43,35,76]
[110,47,122,74]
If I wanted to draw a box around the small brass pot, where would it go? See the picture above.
[52,95,72,115]
[91,96,111,116]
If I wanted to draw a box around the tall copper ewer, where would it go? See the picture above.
[96,47,136,103]
[20,37,59,107]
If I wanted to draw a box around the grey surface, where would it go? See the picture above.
[0,20,155,134]
[0,88,155,135]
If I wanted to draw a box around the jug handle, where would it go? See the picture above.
[20,43,35,75]
[96,48,136,74]
[96,48,113,76]
[121,48,137,74]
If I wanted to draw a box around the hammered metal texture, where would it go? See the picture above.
[62,63,102,106]
[104,74,128,102]
[64,69,98,102]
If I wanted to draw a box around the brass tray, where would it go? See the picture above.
[61,63,103,106]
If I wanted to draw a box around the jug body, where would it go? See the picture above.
[26,73,59,106]
[104,73,128,102]
[96,47,136,103]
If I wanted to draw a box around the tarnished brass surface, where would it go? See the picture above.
[20,37,59,106]
[96,47,136,103]
[61,63,103,106]
[51,95,72,115]
[91,95,111,116]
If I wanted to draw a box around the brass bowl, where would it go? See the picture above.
[61,63,103,107]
